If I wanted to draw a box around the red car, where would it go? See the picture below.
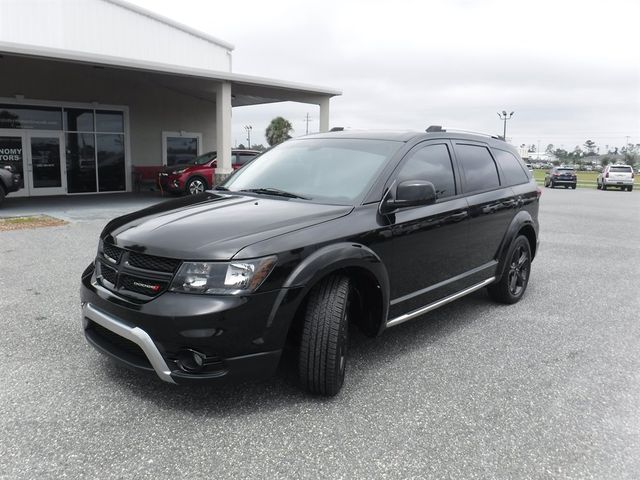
[158,149,260,195]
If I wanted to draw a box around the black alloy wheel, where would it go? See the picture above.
[488,235,531,304]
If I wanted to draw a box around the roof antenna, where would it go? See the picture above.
[426,125,445,132]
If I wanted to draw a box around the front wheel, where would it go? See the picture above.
[571,184,576,189]
[186,177,207,195]
[488,235,532,304]
[298,275,351,396]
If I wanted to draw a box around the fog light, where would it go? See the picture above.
[176,349,206,373]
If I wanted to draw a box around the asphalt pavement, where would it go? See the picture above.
[0,188,639,479]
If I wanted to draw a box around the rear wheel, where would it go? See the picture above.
[0,185,5,206]
[298,275,351,396]
[629,186,634,192]
[571,184,576,189]
[488,235,531,304]
[602,183,607,191]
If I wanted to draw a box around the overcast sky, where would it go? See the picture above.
[129,0,639,152]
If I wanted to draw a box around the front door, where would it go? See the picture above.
[25,131,66,196]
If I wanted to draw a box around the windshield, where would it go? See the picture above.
[222,138,402,204]
[193,152,216,165]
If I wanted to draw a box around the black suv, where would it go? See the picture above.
[544,166,577,189]
[0,166,21,206]
[81,130,540,396]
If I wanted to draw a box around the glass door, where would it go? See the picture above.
[25,131,66,196]
[0,129,27,197]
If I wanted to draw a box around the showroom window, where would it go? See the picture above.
[163,132,202,166]
[64,109,126,193]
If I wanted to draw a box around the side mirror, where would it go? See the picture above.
[381,180,437,214]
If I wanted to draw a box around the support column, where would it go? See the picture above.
[215,81,233,185]
[319,97,330,133]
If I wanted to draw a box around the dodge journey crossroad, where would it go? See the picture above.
[81,129,540,396]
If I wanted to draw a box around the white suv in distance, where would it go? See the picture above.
[597,165,635,191]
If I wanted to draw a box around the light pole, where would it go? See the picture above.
[497,110,514,141]
[244,125,252,148]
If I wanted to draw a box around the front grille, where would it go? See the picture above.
[100,262,118,284]
[103,243,123,263]
[128,252,180,273]
[98,242,180,301]
[120,274,168,296]
[89,321,148,362]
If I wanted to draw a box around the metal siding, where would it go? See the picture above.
[0,0,231,72]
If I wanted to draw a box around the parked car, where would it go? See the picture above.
[158,149,260,195]
[0,166,21,206]
[544,166,577,189]
[597,164,634,191]
[81,130,540,396]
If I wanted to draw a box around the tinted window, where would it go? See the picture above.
[493,149,529,185]
[95,110,124,132]
[65,109,94,132]
[397,143,456,199]
[166,137,198,166]
[0,104,63,130]
[97,134,125,191]
[610,166,632,172]
[456,144,500,192]
[66,133,96,193]
[235,153,258,166]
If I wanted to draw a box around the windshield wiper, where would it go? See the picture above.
[213,185,229,191]
[240,188,309,200]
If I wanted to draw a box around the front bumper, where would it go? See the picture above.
[81,266,300,385]
[157,174,184,192]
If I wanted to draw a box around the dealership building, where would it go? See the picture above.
[0,0,340,197]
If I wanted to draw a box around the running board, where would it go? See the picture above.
[386,277,496,328]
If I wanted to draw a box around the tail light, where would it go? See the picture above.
[553,173,559,177]
[605,171,609,178]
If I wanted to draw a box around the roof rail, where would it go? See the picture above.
[330,127,344,132]
[444,128,503,140]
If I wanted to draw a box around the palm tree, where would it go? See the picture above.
[265,117,293,146]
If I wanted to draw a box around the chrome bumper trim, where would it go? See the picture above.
[82,303,176,384]
[386,277,496,328]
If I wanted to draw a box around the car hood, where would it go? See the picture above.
[102,193,353,260]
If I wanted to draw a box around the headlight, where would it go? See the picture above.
[170,256,277,295]
[170,168,188,175]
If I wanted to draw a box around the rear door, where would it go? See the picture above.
[453,140,519,273]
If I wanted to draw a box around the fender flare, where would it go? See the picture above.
[267,242,390,333]
[494,211,538,280]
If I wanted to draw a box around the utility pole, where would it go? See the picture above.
[497,110,514,141]
[244,125,252,148]
[625,136,630,146]
[303,113,313,135]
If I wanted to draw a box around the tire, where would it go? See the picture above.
[544,179,548,188]
[571,184,576,189]
[186,177,207,195]
[488,235,532,305]
[602,183,607,191]
[629,186,634,192]
[564,185,568,189]
[298,275,351,396]
[596,181,601,190]
[0,185,5,206]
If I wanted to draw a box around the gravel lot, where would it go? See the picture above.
[0,188,639,479]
